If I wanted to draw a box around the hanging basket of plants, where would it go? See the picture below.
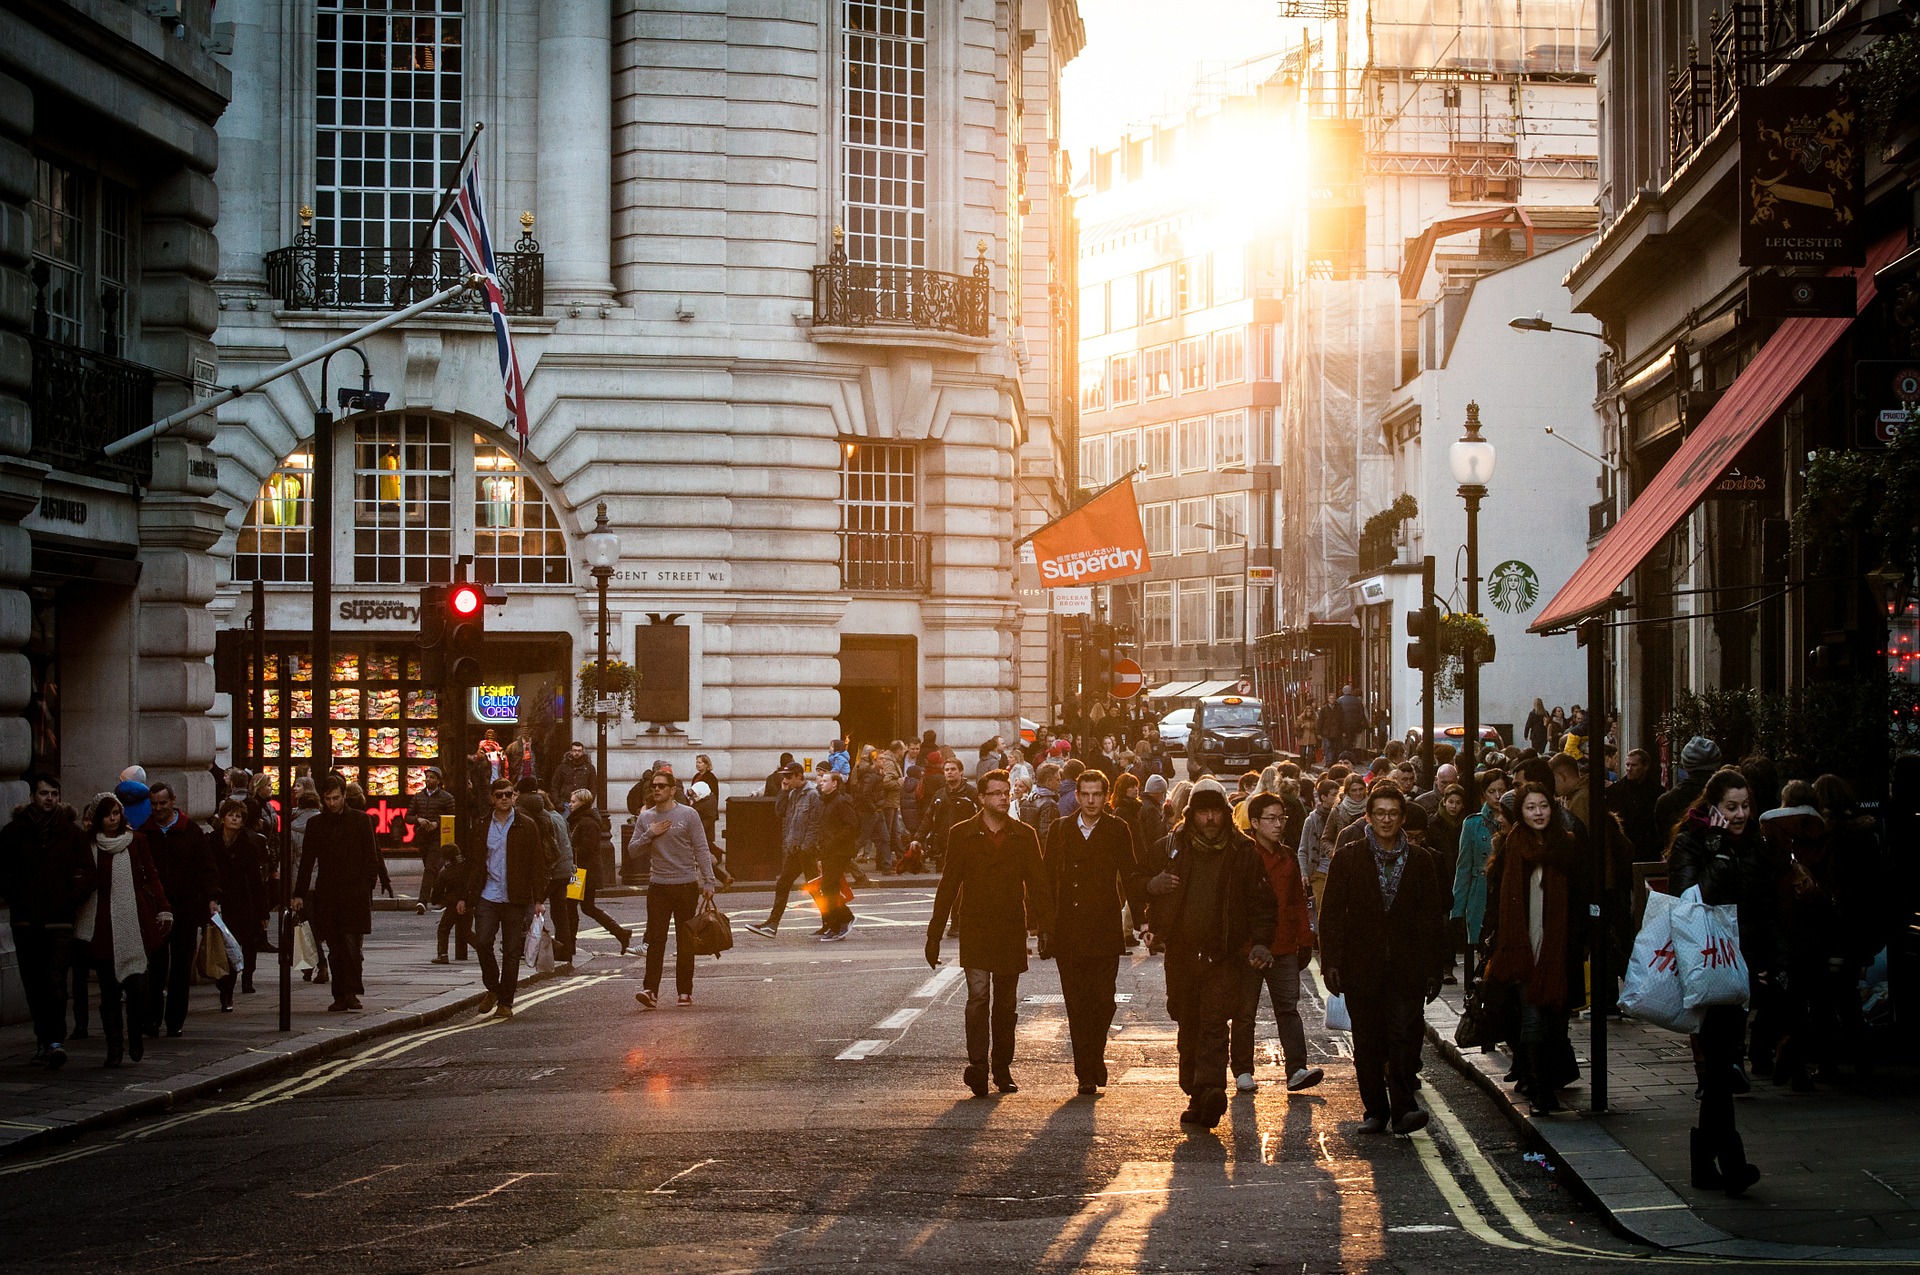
[1433,612,1494,705]
[576,658,639,720]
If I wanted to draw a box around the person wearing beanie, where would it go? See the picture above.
[1654,736,1722,844]
[1145,786,1277,1128]
[114,780,152,838]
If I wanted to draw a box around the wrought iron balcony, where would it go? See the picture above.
[840,529,929,592]
[29,336,154,485]
[812,238,990,338]
[265,209,543,316]
[1668,6,1764,171]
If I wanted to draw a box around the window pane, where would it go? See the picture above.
[842,0,927,268]
[1177,417,1209,473]
[840,441,921,590]
[1142,344,1173,398]
[1079,359,1107,413]
[235,449,316,583]
[473,437,574,585]
[1143,423,1172,477]
[1141,265,1173,321]
[1212,409,1246,469]
[1213,327,1247,385]
[1145,581,1172,647]
[1178,336,1208,393]
[1109,352,1138,405]
[351,412,453,584]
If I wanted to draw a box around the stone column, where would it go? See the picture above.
[538,0,615,305]
[0,73,42,810]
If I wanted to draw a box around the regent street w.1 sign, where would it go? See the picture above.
[1740,82,1864,268]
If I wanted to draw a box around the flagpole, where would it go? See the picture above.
[1015,469,1140,548]
[396,121,486,304]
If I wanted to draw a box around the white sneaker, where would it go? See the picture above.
[1287,1066,1326,1092]
[744,922,777,939]
[1235,1072,1257,1093]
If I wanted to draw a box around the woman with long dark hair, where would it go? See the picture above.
[74,795,171,1067]
[1666,767,1777,1196]
[209,797,269,1006]
[1482,782,1584,1114]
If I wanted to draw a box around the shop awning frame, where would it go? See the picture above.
[1530,230,1908,635]
[1146,679,1205,700]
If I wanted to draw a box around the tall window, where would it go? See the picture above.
[1141,265,1174,321]
[1210,491,1245,545]
[1176,256,1208,311]
[1176,497,1209,553]
[1142,344,1173,398]
[1212,409,1247,468]
[1078,360,1106,413]
[315,0,465,253]
[842,0,926,268]
[1177,417,1209,473]
[235,450,314,584]
[1214,575,1244,648]
[1110,429,1139,478]
[1078,435,1108,487]
[1142,501,1173,557]
[473,440,571,585]
[1108,351,1139,406]
[1214,327,1247,385]
[841,441,921,589]
[1143,423,1173,477]
[352,414,453,583]
[1144,581,1172,648]
[31,158,132,354]
[1177,335,1208,393]
[1177,580,1208,646]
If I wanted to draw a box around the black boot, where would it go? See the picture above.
[1715,1131,1761,1197]
[1688,1129,1723,1190]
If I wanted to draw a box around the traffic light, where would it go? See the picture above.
[446,580,487,686]
[1406,605,1439,671]
[417,583,449,683]
[1083,624,1114,699]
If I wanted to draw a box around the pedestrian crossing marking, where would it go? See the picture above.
[835,1039,890,1060]
[908,964,964,999]
[874,1008,922,1030]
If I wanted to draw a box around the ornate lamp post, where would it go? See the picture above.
[583,503,621,812]
[1449,402,1496,779]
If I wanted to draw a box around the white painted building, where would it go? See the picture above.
[201,0,1082,830]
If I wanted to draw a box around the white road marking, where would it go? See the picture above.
[294,1162,411,1199]
[874,1007,923,1030]
[445,1171,555,1209]
[649,1158,718,1194]
[835,1039,890,1060]
[909,964,964,999]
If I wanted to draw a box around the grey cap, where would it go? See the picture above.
[1680,736,1723,770]
[1144,774,1169,796]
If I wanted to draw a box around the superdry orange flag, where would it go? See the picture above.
[1026,477,1152,587]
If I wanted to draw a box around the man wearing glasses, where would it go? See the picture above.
[457,779,548,1020]
[630,770,717,1008]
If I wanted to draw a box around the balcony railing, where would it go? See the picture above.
[1668,5,1768,171]
[265,212,543,316]
[29,336,154,485]
[1668,58,1713,170]
[840,529,928,592]
[812,239,990,338]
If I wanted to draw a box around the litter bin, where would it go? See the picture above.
[724,795,781,881]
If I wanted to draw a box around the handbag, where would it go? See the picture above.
[1323,992,1352,1033]
[565,867,587,902]
[1619,889,1704,1033]
[1454,977,1520,1049]
[1671,884,1750,1011]
[193,922,231,981]
[684,895,735,957]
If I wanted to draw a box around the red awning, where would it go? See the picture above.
[1530,230,1908,634]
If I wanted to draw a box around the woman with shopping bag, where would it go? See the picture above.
[1665,767,1783,1197]
[208,798,269,1007]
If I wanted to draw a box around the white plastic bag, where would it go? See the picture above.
[1618,889,1703,1033]
[1671,884,1750,1011]
[523,910,556,974]
[210,912,245,972]
[1324,992,1352,1033]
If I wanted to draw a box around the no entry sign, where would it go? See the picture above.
[1111,658,1144,699]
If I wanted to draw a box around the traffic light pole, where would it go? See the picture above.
[1420,555,1435,782]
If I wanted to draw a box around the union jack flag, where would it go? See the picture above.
[444,152,530,452]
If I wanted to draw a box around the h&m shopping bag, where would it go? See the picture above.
[1671,884,1750,1011]
[1618,889,1702,1033]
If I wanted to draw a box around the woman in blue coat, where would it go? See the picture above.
[1451,769,1510,971]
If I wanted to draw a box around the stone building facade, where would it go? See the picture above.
[204,0,1081,823]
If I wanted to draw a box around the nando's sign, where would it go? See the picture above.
[1740,82,1864,268]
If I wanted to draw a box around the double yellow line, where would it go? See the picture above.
[0,975,613,1178]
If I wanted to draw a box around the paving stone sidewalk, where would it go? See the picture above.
[1425,981,1920,1259]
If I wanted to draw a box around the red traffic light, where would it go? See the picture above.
[450,584,483,616]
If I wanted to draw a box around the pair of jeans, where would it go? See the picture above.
[765,848,816,929]
[1696,1003,1747,1138]
[1057,953,1120,1085]
[1348,990,1425,1121]
[473,900,530,1008]
[1234,950,1309,1076]
[864,811,899,872]
[11,924,73,1046]
[1166,950,1240,1098]
[145,922,200,1033]
[964,968,1020,1075]
[644,882,701,996]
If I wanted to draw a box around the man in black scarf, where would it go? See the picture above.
[1146,787,1277,1129]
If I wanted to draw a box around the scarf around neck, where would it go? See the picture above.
[1364,826,1410,910]
[1486,821,1569,1008]
[74,831,150,985]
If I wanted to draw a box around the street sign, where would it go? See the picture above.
[1110,658,1144,699]
[596,697,623,716]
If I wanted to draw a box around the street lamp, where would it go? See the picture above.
[583,502,621,813]
[1195,520,1249,676]
[1508,313,1608,341]
[1448,402,1495,778]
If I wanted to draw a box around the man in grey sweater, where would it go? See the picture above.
[629,772,717,1008]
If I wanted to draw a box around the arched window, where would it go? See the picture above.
[233,415,573,586]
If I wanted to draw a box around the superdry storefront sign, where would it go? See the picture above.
[337,599,421,624]
[1021,478,1153,588]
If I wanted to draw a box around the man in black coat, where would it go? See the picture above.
[1606,747,1665,863]
[409,767,459,919]
[1042,767,1149,1096]
[927,769,1053,1096]
[909,758,978,872]
[141,782,220,1037]
[549,741,597,806]
[1319,782,1447,1135]
[0,775,94,1067]
[457,778,551,1018]
[1652,736,1721,848]
[1145,787,1278,1129]
[294,774,390,1012]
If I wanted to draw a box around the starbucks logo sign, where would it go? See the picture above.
[1488,560,1540,614]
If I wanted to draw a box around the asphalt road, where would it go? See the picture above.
[0,888,1670,1273]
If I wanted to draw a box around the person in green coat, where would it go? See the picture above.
[1451,769,1510,968]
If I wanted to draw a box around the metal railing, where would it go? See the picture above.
[812,238,990,337]
[266,218,543,316]
[1669,5,1767,171]
[840,529,928,592]
[1668,58,1714,170]
[29,336,154,485]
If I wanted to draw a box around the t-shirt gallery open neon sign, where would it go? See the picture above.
[472,683,519,724]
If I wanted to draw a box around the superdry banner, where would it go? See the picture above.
[1024,478,1152,587]
[1740,82,1863,268]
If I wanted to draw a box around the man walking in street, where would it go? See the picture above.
[631,768,717,1007]
[746,762,820,938]
[0,776,94,1068]
[410,767,458,918]
[1318,781,1447,1135]
[908,757,977,873]
[549,741,597,807]
[927,769,1052,1096]
[140,783,219,1037]
[457,779,548,1019]
[1145,786,1277,1128]
[1240,793,1322,1094]
[293,774,390,1013]
[1043,768,1150,1096]
[813,768,859,941]
[1653,736,1720,841]
[1607,747,1665,863]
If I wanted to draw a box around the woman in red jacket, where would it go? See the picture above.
[1237,792,1325,1094]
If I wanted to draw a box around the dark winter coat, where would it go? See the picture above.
[1148,822,1277,968]
[1666,817,1787,974]
[916,781,979,859]
[1605,773,1664,863]
[210,828,270,935]
[1319,835,1448,1000]
[461,809,550,908]
[0,804,94,926]
[567,804,618,890]
[295,809,384,938]
[409,784,459,844]
[141,812,220,921]
[929,813,1053,974]
[1042,811,1148,959]
[550,756,598,802]
[818,786,860,862]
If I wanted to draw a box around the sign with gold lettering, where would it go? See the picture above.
[1740,83,1863,267]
